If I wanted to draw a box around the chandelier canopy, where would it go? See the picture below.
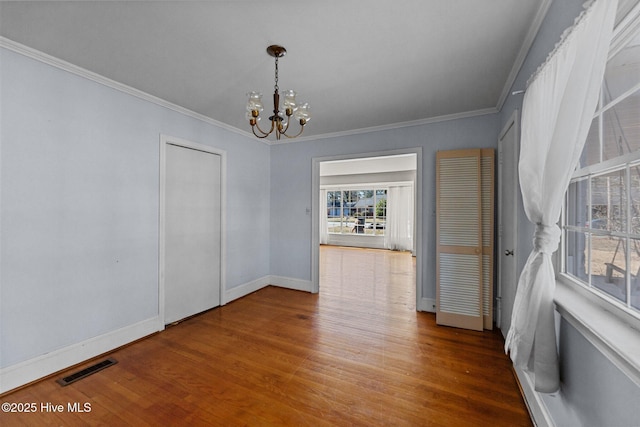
[246,45,310,140]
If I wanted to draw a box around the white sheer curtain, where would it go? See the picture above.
[319,189,329,245]
[504,0,617,393]
[384,185,414,251]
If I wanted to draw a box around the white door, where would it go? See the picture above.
[497,115,518,338]
[164,143,221,324]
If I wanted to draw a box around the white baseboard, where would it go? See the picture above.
[224,276,312,301]
[514,367,555,427]
[418,297,436,312]
[1,276,275,395]
[0,317,159,395]
[223,276,271,304]
[1,275,414,394]
[269,275,313,292]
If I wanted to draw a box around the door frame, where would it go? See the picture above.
[158,134,227,329]
[497,111,519,330]
[311,147,425,310]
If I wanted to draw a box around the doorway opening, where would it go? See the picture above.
[311,150,424,310]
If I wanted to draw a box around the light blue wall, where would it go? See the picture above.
[270,115,500,300]
[499,0,640,425]
[0,48,270,367]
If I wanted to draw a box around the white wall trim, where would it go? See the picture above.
[269,275,314,293]
[418,297,436,313]
[0,273,277,395]
[0,37,258,142]
[325,235,387,250]
[211,275,314,306]
[224,276,271,304]
[514,367,554,427]
[496,0,553,109]
[554,278,640,388]
[270,108,499,144]
[512,277,640,427]
[0,317,159,395]
[0,36,499,146]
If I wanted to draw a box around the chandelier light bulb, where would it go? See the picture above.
[246,91,264,113]
[245,110,260,123]
[294,102,311,124]
[282,90,298,114]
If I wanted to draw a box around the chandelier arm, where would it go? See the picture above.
[281,123,305,139]
[280,115,292,135]
[251,123,269,137]
[251,126,271,139]
[253,118,275,137]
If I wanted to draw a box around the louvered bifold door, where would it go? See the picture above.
[436,149,483,331]
[481,149,495,330]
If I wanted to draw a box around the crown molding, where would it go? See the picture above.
[0,37,261,143]
[2,36,498,147]
[496,0,553,110]
[268,107,499,145]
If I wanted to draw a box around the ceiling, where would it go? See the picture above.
[0,0,552,142]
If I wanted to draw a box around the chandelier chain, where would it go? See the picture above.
[274,57,279,92]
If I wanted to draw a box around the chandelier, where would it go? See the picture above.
[246,45,310,140]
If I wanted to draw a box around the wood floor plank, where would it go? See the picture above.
[1,246,531,426]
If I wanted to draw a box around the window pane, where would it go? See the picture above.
[631,238,640,311]
[603,34,640,104]
[567,179,588,228]
[355,190,369,234]
[565,230,588,282]
[632,162,640,235]
[592,235,627,304]
[591,169,627,232]
[327,191,341,233]
[581,117,601,167]
[374,190,387,235]
[344,190,357,229]
[602,89,640,161]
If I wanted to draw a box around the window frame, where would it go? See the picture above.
[562,160,640,312]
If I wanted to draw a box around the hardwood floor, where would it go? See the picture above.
[0,246,531,426]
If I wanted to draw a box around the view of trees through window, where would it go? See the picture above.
[327,189,387,235]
